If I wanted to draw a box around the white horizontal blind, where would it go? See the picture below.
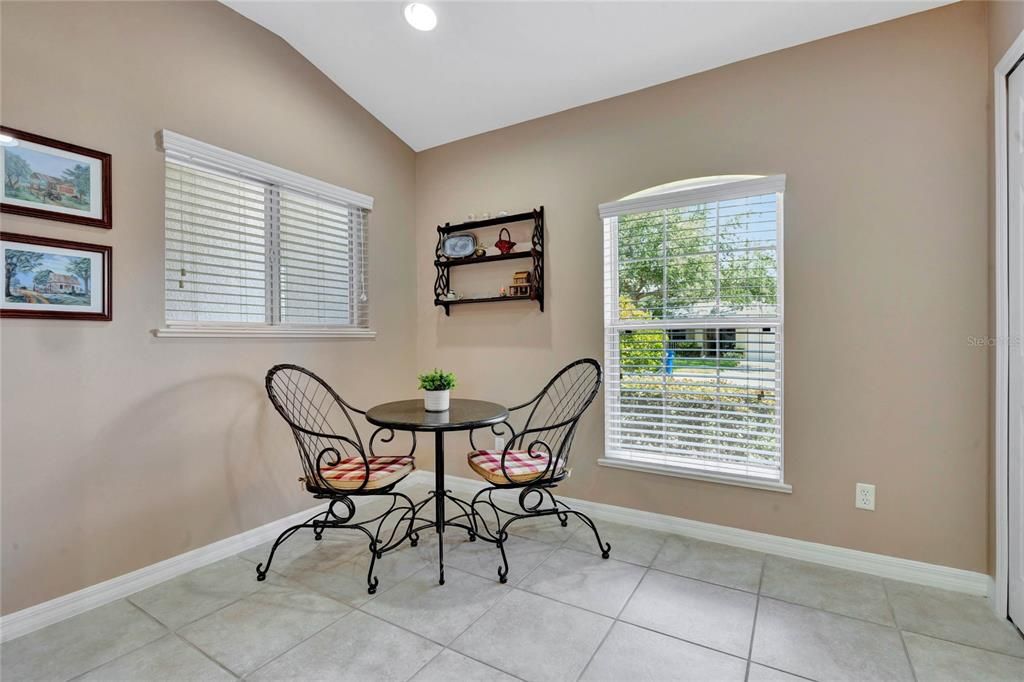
[602,176,784,483]
[162,131,371,331]
[165,161,268,323]
[279,190,368,327]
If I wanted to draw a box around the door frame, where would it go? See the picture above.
[994,28,1024,620]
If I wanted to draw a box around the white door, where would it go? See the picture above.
[1010,63,1024,627]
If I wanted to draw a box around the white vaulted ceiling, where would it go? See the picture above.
[224,1,952,151]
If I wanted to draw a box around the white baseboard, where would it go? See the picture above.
[1,473,992,643]
[0,501,327,643]
[410,470,992,597]
[0,476,432,643]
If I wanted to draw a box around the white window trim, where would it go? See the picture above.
[155,130,375,339]
[158,131,373,210]
[599,174,783,220]
[153,325,376,339]
[597,457,792,493]
[600,174,787,491]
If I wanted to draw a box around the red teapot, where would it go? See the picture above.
[494,227,517,254]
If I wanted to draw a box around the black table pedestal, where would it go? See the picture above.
[434,431,445,584]
[365,399,508,588]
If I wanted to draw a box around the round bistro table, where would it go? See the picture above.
[365,398,508,585]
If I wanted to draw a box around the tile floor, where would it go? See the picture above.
[3,482,1022,681]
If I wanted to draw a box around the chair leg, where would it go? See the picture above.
[256,493,417,594]
[557,501,611,559]
[466,485,613,585]
[311,508,331,541]
[365,537,380,595]
[470,485,577,583]
[495,529,511,584]
[361,491,421,594]
[256,512,322,581]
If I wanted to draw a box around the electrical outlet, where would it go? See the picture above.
[494,435,505,451]
[855,483,876,511]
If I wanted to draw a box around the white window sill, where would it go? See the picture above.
[597,457,792,494]
[153,327,376,339]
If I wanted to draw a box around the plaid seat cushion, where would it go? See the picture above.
[467,449,559,485]
[319,455,414,491]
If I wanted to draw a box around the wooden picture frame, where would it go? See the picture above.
[1,232,112,320]
[1,126,112,229]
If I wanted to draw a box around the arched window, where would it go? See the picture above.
[598,175,788,490]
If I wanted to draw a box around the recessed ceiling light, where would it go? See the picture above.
[404,3,437,32]
[0,133,17,147]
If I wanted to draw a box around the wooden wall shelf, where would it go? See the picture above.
[437,210,536,234]
[434,250,537,268]
[433,207,544,316]
[433,294,532,307]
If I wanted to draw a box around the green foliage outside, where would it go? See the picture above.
[418,369,457,391]
[618,296,667,373]
[617,204,776,318]
[617,201,776,373]
[618,296,744,372]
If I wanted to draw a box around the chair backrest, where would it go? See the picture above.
[512,358,602,477]
[265,364,365,489]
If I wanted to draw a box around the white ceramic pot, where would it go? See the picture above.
[423,389,450,412]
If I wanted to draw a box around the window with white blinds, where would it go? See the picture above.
[599,175,786,489]
[159,130,372,337]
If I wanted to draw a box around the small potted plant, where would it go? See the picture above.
[418,369,456,412]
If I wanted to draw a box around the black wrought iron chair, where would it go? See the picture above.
[258,364,417,594]
[466,358,608,583]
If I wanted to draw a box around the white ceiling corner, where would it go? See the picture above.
[223,1,954,151]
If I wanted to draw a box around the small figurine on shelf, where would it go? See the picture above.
[508,271,532,297]
[499,287,507,297]
[473,245,487,258]
[444,290,458,301]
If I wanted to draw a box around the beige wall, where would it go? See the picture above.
[0,1,416,614]
[990,0,1024,67]
[415,1,991,572]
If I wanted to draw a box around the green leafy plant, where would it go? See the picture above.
[418,369,457,391]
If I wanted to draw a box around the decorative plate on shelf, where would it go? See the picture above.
[442,233,478,258]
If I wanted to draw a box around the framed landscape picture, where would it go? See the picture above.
[2,233,112,320]
[1,126,111,229]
